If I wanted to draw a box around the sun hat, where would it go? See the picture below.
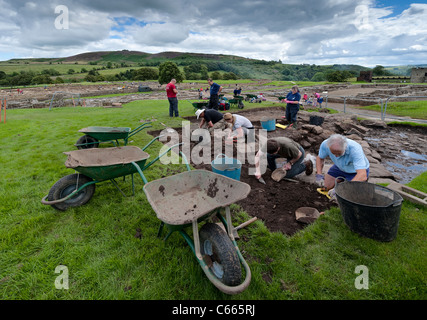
[195,109,204,119]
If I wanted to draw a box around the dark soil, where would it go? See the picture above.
[148,107,333,236]
[148,106,426,235]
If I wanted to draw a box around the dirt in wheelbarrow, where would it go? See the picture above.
[147,107,334,236]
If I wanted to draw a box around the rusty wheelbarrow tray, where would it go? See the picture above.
[42,136,187,211]
[143,170,252,295]
[75,122,152,149]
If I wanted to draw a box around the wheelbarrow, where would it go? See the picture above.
[75,122,152,149]
[228,97,244,109]
[189,101,208,112]
[143,170,252,294]
[245,94,257,101]
[42,136,188,211]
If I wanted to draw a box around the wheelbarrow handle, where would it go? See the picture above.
[128,122,152,138]
[142,135,165,151]
[132,143,189,184]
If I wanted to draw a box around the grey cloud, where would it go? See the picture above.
[1,0,426,67]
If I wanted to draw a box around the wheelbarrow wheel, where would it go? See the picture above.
[48,174,95,211]
[76,135,99,149]
[199,223,242,286]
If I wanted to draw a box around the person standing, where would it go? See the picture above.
[207,78,223,110]
[166,79,179,117]
[284,85,301,128]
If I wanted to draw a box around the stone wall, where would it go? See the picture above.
[411,68,427,83]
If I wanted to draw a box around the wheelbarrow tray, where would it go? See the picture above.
[143,170,251,226]
[64,146,149,181]
[78,126,131,141]
[192,102,208,109]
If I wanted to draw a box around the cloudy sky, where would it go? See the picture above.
[0,0,426,67]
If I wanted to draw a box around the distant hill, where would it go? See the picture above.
[4,50,417,82]
[385,64,427,76]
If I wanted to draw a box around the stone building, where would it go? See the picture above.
[411,68,427,83]
[357,71,373,82]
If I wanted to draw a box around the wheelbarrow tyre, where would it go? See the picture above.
[76,135,99,149]
[238,102,245,109]
[199,223,242,286]
[48,174,95,211]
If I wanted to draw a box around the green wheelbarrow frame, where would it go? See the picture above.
[245,94,257,101]
[75,122,152,149]
[42,135,190,210]
[188,100,208,112]
[143,170,252,295]
[228,97,244,109]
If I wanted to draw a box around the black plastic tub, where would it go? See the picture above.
[335,181,403,242]
[309,115,324,126]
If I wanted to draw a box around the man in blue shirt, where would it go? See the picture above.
[284,85,301,128]
[207,78,223,110]
[316,134,370,191]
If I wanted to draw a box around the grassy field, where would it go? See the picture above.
[0,99,426,302]
[361,101,427,120]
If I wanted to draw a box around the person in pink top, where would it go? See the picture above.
[166,79,179,117]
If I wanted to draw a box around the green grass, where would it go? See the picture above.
[0,100,426,300]
[361,101,427,120]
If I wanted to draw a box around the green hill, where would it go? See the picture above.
[0,50,410,85]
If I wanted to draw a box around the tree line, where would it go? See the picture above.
[0,60,394,86]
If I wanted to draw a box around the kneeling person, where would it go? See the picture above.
[254,137,313,182]
[223,113,254,141]
[316,134,370,190]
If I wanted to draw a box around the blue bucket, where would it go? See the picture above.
[261,118,276,131]
[211,154,242,181]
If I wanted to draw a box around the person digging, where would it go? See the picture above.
[195,108,230,144]
[254,137,313,184]
[316,134,370,200]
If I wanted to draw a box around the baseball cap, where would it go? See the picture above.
[195,109,204,119]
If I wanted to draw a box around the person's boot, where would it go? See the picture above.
[292,121,298,129]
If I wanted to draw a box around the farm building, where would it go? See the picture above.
[411,67,427,83]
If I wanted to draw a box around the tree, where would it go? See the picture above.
[31,74,53,85]
[133,67,159,81]
[372,65,391,76]
[311,72,326,82]
[325,70,352,82]
[158,62,184,84]
[210,71,222,80]
[222,72,238,80]
[184,63,209,80]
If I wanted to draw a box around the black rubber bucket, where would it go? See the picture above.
[335,180,403,242]
[309,115,324,126]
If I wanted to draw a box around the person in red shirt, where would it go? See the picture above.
[166,79,179,117]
